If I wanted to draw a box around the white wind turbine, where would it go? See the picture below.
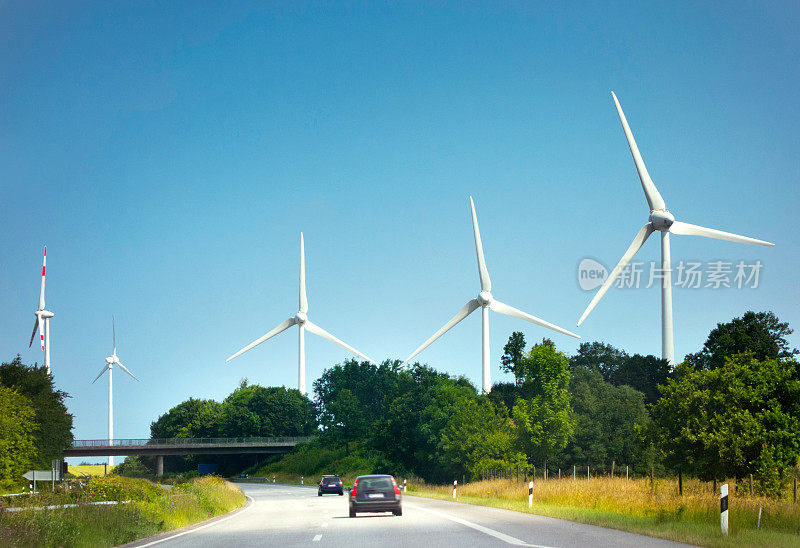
[28,246,54,375]
[92,317,138,467]
[405,197,580,393]
[226,233,374,395]
[577,92,774,364]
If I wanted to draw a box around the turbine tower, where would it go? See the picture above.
[405,197,580,393]
[92,317,138,467]
[28,246,54,374]
[226,233,374,395]
[577,92,774,364]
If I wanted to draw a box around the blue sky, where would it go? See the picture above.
[1,2,798,447]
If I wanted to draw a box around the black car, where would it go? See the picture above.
[318,475,343,496]
[348,474,402,517]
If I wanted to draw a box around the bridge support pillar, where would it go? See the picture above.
[156,455,163,477]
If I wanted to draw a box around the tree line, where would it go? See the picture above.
[133,310,799,496]
[0,357,74,489]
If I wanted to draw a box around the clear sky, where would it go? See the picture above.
[1,2,798,446]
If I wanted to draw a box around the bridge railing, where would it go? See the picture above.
[71,436,311,448]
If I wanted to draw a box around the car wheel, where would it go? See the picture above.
[349,508,356,518]
[338,491,343,496]
[317,492,322,497]
[393,507,402,516]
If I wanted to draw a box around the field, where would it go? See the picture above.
[66,464,116,478]
[0,475,245,547]
[410,476,800,548]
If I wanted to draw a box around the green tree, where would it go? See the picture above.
[0,386,38,482]
[221,381,315,437]
[569,341,629,381]
[651,356,800,496]
[558,367,652,472]
[314,359,402,434]
[500,332,527,379]
[513,341,574,469]
[372,364,465,481]
[685,311,797,370]
[0,357,73,468]
[150,397,223,439]
[610,354,671,406]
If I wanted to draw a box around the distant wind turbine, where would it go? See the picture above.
[577,92,774,364]
[28,246,54,374]
[405,197,580,393]
[92,317,138,467]
[226,233,374,395]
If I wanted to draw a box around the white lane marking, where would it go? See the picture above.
[404,502,555,548]
[313,534,323,541]
[136,495,255,547]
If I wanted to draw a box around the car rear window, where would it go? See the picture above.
[358,477,392,490]
[322,477,339,484]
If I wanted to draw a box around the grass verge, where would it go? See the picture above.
[0,475,245,547]
[410,477,800,548]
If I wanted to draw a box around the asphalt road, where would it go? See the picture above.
[129,483,692,547]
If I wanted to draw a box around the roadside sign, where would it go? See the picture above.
[23,470,61,481]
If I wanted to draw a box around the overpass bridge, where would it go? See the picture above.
[64,437,310,476]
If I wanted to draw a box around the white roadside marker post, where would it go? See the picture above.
[301,476,304,485]
[403,479,407,493]
[720,483,729,536]
[626,466,629,485]
[528,481,533,508]
[453,480,457,499]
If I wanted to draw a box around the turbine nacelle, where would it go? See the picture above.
[105,356,114,365]
[649,210,675,231]
[38,310,54,319]
[294,312,308,325]
[477,291,493,307]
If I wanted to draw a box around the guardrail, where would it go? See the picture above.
[71,436,311,448]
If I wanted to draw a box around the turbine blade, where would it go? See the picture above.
[28,317,39,348]
[38,319,44,351]
[299,233,308,313]
[226,317,297,363]
[304,320,375,363]
[490,300,581,339]
[405,298,481,363]
[670,221,774,247]
[92,364,110,384]
[469,197,492,292]
[38,245,47,309]
[611,92,666,212]
[115,360,139,381]
[112,315,116,354]
[577,223,655,326]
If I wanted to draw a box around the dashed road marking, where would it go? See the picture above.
[313,534,323,542]
[404,502,555,548]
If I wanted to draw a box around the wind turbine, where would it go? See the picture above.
[577,92,774,364]
[92,317,138,467]
[28,246,54,374]
[405,197,580,393]
[226,233,374,395]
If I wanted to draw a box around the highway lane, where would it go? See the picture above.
[129,483,692,547]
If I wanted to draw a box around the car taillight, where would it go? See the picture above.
[391,477,401,496]
[351,478,359,497]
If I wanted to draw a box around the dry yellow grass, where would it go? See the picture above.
[411,476,800,548]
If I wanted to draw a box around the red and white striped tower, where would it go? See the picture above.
[29,246,54,374]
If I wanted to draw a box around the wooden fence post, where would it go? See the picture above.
[749,474,753,496]
[678,468,683,496]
